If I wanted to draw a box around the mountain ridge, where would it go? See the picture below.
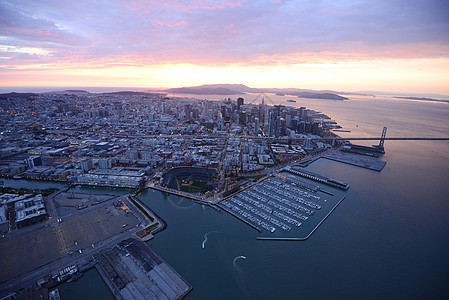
[165,84,349,100]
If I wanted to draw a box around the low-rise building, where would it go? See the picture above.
[15,194,47,228]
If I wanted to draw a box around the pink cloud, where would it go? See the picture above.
[0,0,448,72]
[152,20,187,28]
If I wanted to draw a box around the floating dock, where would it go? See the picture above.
[94,239,192,300]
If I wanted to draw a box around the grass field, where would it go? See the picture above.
[179,180,208,194]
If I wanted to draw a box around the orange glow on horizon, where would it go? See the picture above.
[1,58,449,95]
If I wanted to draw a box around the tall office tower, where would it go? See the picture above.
[258,103,265,124]
[305,122,312,133]
[268,111,277,137]
[239,111,247,127]
[254,117,260,135]
[299,107,305,120]
[234,111,239,125]
[280,118,287,136]
[290,119,298,131]
[161,101,166,114]
[312,121,320,135]
[237,97,244,111]
[192,108,199,120]
[285,114,291,128]
[297,121,305,134]
[184,104,192,121]
[275,117,282,137]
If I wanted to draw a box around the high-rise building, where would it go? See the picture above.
[184,104,192,121]
[254,117,260,135]
[258,103,265,124]
[239,111,247,127]
[192,108,199,120]
[25,156,42,169]
[237,97,244,111]
[305,122,312,133]
[275,117,282,137]
[299,107,306,120]
[312,121,320,135]
[297,121,305,134]
[99,158,112,169]
[290,119,298,131]
[268,111,277,137]
[80,158,93,173]
[280,118,287,136]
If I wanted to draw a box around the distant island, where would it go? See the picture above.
[294,92,348,100]
[394,96,449,104]
[166,84,348,100]
[168,86,242,95]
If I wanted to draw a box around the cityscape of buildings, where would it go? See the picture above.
[0,91,339,196]
[0,90,347,299]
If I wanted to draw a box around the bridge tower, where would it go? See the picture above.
[379,127,387,148]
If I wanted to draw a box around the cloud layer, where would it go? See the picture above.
[0,0,448,92]
[1,0,448,66]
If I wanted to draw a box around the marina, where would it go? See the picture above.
[219,173,347,239]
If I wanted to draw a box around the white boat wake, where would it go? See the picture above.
[233,256,247,272]
[201,231,218,249]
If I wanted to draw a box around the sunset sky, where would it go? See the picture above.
[1,0,448,94]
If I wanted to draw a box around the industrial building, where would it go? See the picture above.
[14,194,48,228]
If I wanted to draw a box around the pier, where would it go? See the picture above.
[94,238,192,300]
[283,166,350,190]
[323,152,386,171]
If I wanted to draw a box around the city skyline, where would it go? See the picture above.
[1,0,449,94]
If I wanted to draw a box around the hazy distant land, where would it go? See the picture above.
[167,84,349,100]
[394,96,449,104]
[3,86,449,104]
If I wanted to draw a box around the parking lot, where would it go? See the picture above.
[0,202,139,283]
